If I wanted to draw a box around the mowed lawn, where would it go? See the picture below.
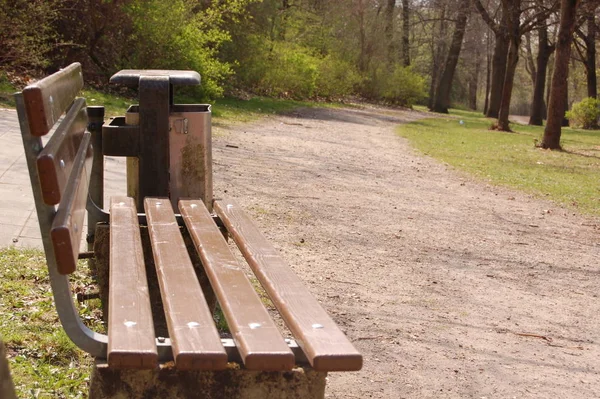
[399,108,600,215]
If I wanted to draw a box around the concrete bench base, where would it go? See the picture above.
[90,363,327,399]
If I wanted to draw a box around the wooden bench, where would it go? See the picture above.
[16,63,361,396]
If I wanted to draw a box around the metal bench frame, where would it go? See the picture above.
[16,63,362,373]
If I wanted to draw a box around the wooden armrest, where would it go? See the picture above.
[214,199,362,372]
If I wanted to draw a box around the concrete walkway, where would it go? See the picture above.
[0,108,127,249]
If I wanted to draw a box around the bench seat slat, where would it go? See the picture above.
[179,199,295,371]
[50,131,93,275]
[108,196,158,369]
[22,63,84,137]
[37,98,88,205]
[214,199,363,372]
[145,197,227,371]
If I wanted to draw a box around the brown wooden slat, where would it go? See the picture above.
[50,132,93,275]
[22,63,84,137]
[214,199,363,372]
[179,199,294,371]
[37,98,88,205]
[108,196,158,369]
[144,197,227,370]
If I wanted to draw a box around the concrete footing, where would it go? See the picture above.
[90,363,327,399]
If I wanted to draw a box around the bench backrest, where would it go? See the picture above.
[21,63,91,275]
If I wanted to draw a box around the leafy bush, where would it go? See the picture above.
[314,56,361,99]
[361,65,426,107]
[257,43,320,99]
[566,97,600,129]
[123,0,257,100]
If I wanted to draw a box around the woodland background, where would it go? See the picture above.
[0,0,598,128]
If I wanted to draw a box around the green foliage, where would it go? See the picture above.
[566,97,600,129]
[315,56,362,99]
[398,109,600,215]
[233,39,360,100]
[362,65,426,106]
[251,42,319,99]
[121,0,258,100]
[0,0,63,71]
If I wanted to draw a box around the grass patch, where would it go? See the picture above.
[398,108,600,215]
[211,97,318,123]
[80,88,134,118]
[0,72,332,123]
[0,73,16,108]
[0,247,102,398]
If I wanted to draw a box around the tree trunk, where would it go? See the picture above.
[524,31,536,85]
[431,0,470,113]
[486,30,509,118]
[484,29,491,114]
[428,5,447,109]
[496,35,520,130]
[496,0,521,131]
[357,0,368,72]
[542,0,581,150]
[585,12,597,98]
[529,15,554,125]
[469,57,480,110]
[402,0,410,66]
[385,0,396,65]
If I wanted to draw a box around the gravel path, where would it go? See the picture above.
[213,105,600,398]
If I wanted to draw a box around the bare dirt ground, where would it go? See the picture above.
[212,105,600,399]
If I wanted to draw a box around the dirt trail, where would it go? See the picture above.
[212,105,600,398]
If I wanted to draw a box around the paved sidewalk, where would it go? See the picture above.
[0,108,127,249]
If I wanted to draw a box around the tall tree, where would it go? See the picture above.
[427,1,449,109]
[529,11,556,125]
[431,0,471,113]
[385,0,397,65]
[496,0,558,130]
[402,0,411,66]
[573,3,598,98]
[474,0,510,118]
[541,0,581,149]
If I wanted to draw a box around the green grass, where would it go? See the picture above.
[1,77,320,122]
[80,88,133,117]
[398,108,600,215]
[0,73,16,108]
[0,247,102,398]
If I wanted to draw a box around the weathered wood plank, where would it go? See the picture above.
[22,63,83,137]
[50,132,93,275]
[145,197,227,370]
[214,199,363,372]
[37,98,88,205]
[108,196,158,369]
[179,199,295,371]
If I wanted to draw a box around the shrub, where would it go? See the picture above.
[361,65,426,107]
[314,56,361,99]
[259,43,320,99]
[566,97,600,129]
